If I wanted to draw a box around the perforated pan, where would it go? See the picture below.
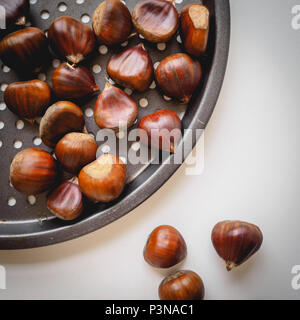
[0,0,230,249]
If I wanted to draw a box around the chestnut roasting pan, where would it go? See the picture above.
[0,0,230,249]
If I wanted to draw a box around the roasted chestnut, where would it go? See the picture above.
[144,225,187,269]
[94,82,138,130]
[10,148,57,195]
[92,0,132,45]
[52,63,100,100]
[0,27,48,74]
[107,43,154,92]
[47,180,84,221]
[1,0,30,28]
[181,4,210,57]
[159,270,205,300]
[48,16,96,64]
[4,80,51,123]
[132,0,179,43]
[156,53,202,103]
[212,221,263,271]
[139,109,181,153]
[78,154,126,203]
[55,133,98,174]
[40,101,85,148]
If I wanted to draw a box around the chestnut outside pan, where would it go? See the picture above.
[0,0,230,249]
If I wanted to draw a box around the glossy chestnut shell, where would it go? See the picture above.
[159,270,205,300]
[92,0,132,45]
[139,109,181,153]
[107,44,154,92]
[144,225,187,268]
[1,0,30,28]
[39,101,85,148]
[78,154,127,203]
[47,180,84,221]
[132,0,179,43]
[94,82,138,130]
[10,148,58,195]
[55,133,98,174]
[52,63,100,100]
[48,16,96,64]
[0,27,48,74]
[155,53,202,103]
[181,4,210,57]
[212,220,263,271]
[4,80,51,122]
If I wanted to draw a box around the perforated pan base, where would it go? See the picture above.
[0,0,230,249]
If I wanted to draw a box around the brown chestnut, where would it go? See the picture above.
[4,80,51,123]
[10,148,58,195]
[55,133,98,174]
[52,63,100,100]
[107,44,154,92]
[78,154,126,203]
[48,16,96,64]
[94,82,138,131]
[212,220,263,271]
[47,180,84,221]
[132,0,179,43]
[181,4,210,57]
[1,0,30,27]
[40,101,85,148]
[159,270,205,300]
[92,0,132,45]
[0,27,48,74]
[144,225,187,268]
[156,53,202,103]
[139,109,181,153]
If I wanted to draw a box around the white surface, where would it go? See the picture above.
[1,0,300,300]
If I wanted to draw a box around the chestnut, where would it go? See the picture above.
[139,109,181,153]
[144,225,187,269]
[10,148,58,195]
[39,101,85,148]
[92,0,132,45]
[47,180,84,221]
[48,16,96,64]
[107,44,154,92]
[55,133,98,174]
[132,0,179,43]
[211,221,263,271]
[1,0,30,28]
[156,53,202,103]
[159,270,205,300]
[94,82,138,131]
[52,63,100,100]
[181,4,210,57]
[78,154,126,203]
[0,27,48,74]
[4,80,51,123]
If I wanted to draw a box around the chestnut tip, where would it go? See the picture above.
[16,16,26,26]
[92,84,100,93]
[226,262,236,272]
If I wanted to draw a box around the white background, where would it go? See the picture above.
[1,0,300,299]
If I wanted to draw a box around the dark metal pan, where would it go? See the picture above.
[0,0,230,249]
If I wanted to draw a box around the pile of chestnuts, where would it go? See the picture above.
[144,221,263,300]
[2,0,209,222]
[1,0,264,300]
